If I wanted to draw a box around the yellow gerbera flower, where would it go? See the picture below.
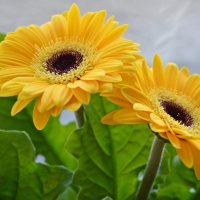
[0,4,142,130]
[102,54,200,179]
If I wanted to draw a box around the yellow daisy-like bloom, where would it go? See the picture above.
[102,54,200,179]
[0,4,142,130]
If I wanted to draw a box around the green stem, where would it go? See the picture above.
[135,136,165,200]
[74,105,84,128]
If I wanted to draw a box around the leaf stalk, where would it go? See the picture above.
[74,105,84,128]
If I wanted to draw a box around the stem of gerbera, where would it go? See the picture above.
[74,105,84,128]
[135,136,165,200]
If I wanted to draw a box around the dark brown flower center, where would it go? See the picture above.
[161,101,193,126]
[46,50,83,75]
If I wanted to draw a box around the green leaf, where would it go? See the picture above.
[172,155,196,185]
[155,144,199,200]
[156,183,190,200]
[0,97,77,170]
[0,130,73,200]
[158,148,170,175]
[66,94,153,200]
[56,185,79,200]
[0,33,5,42]
[102,197,113,200]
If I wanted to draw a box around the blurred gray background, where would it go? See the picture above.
[0,0,200,124]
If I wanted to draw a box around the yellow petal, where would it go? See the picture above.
[75,80,99,93]
[97,72,122,82]
[0,77,40,97]
[158,132,168,140]
[176,67,190,92]
[136,111,151,121]
[95,59,123,73]
[19,81,49,100]
[68,4,80,37]
[149,122,169,132]
[50,106,63,117]
[78,12,95,38]
[106,53,135,63]
[150,113,167,127]
[166,131,181,149]
[0,83,22,97]
[108,96,132,107]
[117,73,136,87]
[134,103,154,112]
[62,11,68,19]
[53,84,73,107]
[51,15,68,38]
[5,33,37,55]
[1,40,34,59]
[15,25,45,47]
[40,84,57,112]
[191,87,200,103]
[98,82,113,92]
[187,140,200,151]
[119,64,135,73]
[183,74,200,96]
[28,25,50,44]
[187,142,200,180]
[113,108,146,124]
[101,110,120,125]
[164,63,179,89]
[94,15,116,45]
[80,69,105,80]
[40,22,55,40]
[0,51,31,67]
[172,127,190,138]
[67,82,78,88]
[83,10,106,41]
[152,54,164,87]
[176,140,193,168]
[5,77,41,84]
[122,87,150,106]
[100,39,135,55]
[0,68,34,84]
[65,95,82,112]
[11,98,34,116]
[33,98,51,130]
[72,87,90,105]
[140,60,154,93]
[97,24,128,49]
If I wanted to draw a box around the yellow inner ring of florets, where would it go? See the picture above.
[149,88,200,137]
[31,37,97,84]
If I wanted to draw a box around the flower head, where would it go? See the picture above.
[0,4,142,130]
[102,54,200,179]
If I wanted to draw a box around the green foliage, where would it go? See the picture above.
[56,185,79,200]
[66,94,154,200]
[0,33,5,42]
[0,97,77,170]
[150,144,200,200]
[0,130,73,200]
[156,183,191,200]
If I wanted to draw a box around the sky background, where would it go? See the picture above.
[0,0,200,123]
